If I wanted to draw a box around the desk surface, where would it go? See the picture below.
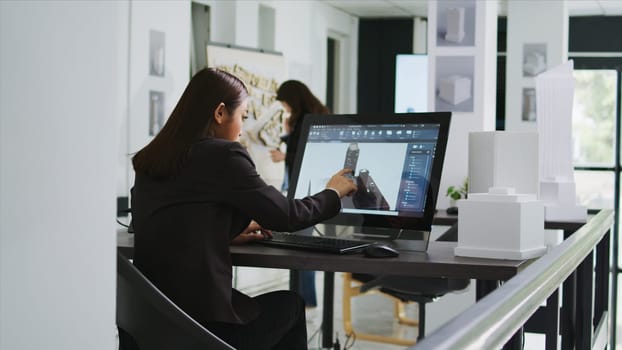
[118,231,529,281]
[230,243,528,281]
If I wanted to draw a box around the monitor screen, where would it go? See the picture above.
[288,113,451,233]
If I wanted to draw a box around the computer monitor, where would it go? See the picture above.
[288,112,451,245]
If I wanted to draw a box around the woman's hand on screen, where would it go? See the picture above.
[326,168,358,198]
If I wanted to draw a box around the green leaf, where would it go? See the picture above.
[446,186,455,196]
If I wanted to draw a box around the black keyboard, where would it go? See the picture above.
[257,232,371,254]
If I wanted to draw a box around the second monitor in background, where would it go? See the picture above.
[395,54,428,113]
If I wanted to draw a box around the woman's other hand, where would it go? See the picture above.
[325,168,358,198]
[231,221,272,245]
[270,149,285,163]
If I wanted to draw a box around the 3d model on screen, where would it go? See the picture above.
[353,169,390,211]
[339,143,390,211]
[343,143,359,178]
[444,7,466,43]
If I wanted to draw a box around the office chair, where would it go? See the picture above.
[342,224,469,346]
[117,252,234,350]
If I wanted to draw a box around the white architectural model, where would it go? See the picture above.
[456,132,546,260]
[445,7,466,43]
[456,188,546,260]
[535,60,587,221]
[438,75,471,105]
[468,132,539,195]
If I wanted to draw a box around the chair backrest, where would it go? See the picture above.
[117,252,235,350]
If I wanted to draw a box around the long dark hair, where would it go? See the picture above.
[276,80,329,130]
[133,68,248,179]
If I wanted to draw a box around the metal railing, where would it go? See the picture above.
[412,209,614,350]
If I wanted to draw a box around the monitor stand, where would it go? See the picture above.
[350,226,430,252]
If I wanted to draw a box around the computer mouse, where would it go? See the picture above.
[363,243,399,258]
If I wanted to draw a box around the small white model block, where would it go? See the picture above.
[540,180,587,222]
[544,229,563,251]
[445,7,466,43]
[468,131,539,195]
[455,189,546,260]
[439,75,471,105]
[540,179,577,204]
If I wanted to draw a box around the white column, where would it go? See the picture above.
[505,0,569,131]
[424,0,498,337]
[0,2,125,349]
[427,0,498,209]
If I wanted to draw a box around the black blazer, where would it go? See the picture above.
[131,137,341,326]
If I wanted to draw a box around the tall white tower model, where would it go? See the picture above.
[445,7,465,43]
[535,60,587,222]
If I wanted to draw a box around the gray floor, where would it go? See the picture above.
[304,272,418,350]
[303,272,551,350]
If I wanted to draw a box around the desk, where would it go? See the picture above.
[117,230,530,349]
[230,241,526,279]
[119,211,603,349]
[236,241,531,349]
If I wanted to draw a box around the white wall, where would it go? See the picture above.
[0,1,125,349]
[198,0,358,112]
[423,0,498,333]
[124,1,191,196]
[505,0,569,131]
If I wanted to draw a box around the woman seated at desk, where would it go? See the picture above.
[130,68,356,350]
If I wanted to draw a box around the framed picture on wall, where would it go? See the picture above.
[436,0,476,47]
[522,88,536,122]
[523,43,547,77]
[149,30,165,77]
[149,91,165,136]
[435,56,475,113]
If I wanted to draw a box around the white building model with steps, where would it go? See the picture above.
[455,131,546,260]
[536,60,587,222]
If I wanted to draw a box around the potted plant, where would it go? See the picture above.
[446,177,468,214]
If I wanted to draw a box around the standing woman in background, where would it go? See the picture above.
[130,68,356,349]
[270,80,330,308]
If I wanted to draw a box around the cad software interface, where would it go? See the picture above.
[293,123,441,217]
